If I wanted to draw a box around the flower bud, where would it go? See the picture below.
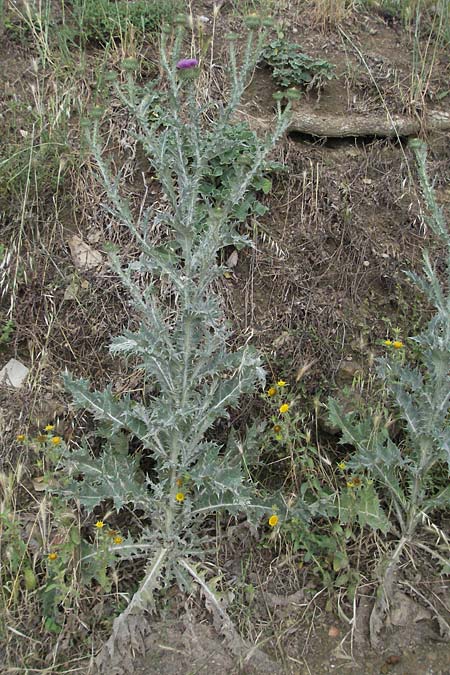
[244,13,262,28]
[174,13,187,26]
[285,87,301,101]
[121,58,139,72]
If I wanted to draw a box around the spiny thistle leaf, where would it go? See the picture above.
[59,444,151,511]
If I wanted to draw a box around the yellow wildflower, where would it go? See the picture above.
[273,424,282,433]
[277,380,287,387]
[175,492,185,503]
[51,436,62,445]
[383,339,393,347]
[16,434,26,442]
[267,387,277,397]
[48,552,58,561]
[113,536,123,545]
[279,403,290,414]
[392,340,404,349]
[268,514,279,527]
[44,424,54,432]
[346,481,355,488]
[338,461,346,470]
[95,520,104,529]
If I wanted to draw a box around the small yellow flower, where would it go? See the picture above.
[346,481,355,488]
[175,492,185,503]
[113,536,123,545]
[16,434,26,442]
[383,339,393,347]
[44,424,54,432]
[273,424,282,433]
[392,340,404,349]
[51,436,62,445]
[48,552,58,561]
[338,461,346,470]
[176,477,183,487]
[267,387,277,397]
[277,380,287,387]
[279,403,290,414]
[268,514,279,527]
[95,520,105,529]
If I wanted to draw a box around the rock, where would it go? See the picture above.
[0,358,29,388]
[68,235,103,272]
[336,359,363,384]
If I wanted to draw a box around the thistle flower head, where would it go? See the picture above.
[176,58,199,70]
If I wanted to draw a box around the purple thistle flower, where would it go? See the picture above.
[176,58,199,70]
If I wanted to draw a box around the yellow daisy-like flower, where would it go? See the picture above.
[44,424,54,432]
[279,403,290,414]
[48,552,58,561]
[95,520,105,529]
[113,536,123,545]
[268,514,279,527]
[175,492,185,503]
[273,424,282,433]
[16,434,26,442]
[392,340,404,349]
[277,380,287,387]
[338,461,346,470]
[383,339,393,347]
[51,436,62,445]
[346,481,355,488]
[267,387,277,397]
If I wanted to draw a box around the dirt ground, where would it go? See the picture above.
[1,0,449,673]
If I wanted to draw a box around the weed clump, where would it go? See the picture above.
[260,36,335,91]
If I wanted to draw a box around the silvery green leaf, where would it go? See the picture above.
[356,484,390,533]
[58,444,151,512]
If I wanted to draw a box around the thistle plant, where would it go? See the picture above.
[56,20,292,630]
[328,138,450,641]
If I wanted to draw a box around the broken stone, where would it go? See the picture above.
[0,358,29,388]
[68,235,103,272]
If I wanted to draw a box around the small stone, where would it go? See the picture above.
[328,625,340,638]
[0,358,29,388]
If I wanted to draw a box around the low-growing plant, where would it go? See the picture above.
[71,0,181,45]
[328,138,450,640]
[260,35,336,90]
[0,318,14,347]
[260,380,388,593]
[0,431,127,644]
[52,18,299,660]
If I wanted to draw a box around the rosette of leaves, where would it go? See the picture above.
[260,38,335,90]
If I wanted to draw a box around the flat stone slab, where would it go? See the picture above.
[0,358,29,388]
